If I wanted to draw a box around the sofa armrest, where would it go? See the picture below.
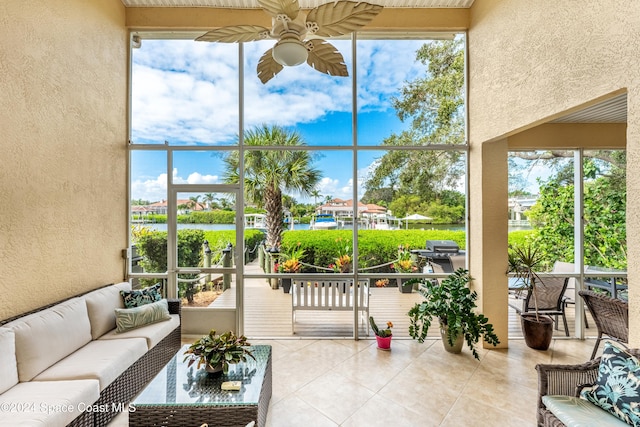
[167,299,181,317]
[535,359,600,426]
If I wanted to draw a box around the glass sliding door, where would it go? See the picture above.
[170,187,241,337]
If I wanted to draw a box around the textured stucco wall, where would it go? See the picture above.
[0,0,128,320]
[468,0,640,345]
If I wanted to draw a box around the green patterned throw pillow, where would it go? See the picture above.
[580,341,640,426]
[114,299,171,333]
[120,283,162,308]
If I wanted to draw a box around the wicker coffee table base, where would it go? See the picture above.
[130,346,272,427]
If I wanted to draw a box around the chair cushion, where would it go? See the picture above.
[114,299,171,333]
[4,297,92,382]
[32,338,148,391]
[0,379,100,427]
[120,283,162,308]
[580,341,640,426]
[542,395,629,426]
[0,328,18,394]
[100,313,179,349]
[84,282,131,339]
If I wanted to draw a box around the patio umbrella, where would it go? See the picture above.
[401,213,432,229]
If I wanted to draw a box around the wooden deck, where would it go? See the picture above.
[211,261,595,339]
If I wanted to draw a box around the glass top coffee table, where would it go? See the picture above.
[130,344,272,427]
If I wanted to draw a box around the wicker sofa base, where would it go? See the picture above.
[539,408,567,427]
[94,325,182,426]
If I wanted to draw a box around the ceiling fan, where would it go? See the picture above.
[196,0,383,84]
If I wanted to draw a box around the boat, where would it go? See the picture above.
[244,213,267,231]
[309,213,338,230]
[371,214,392,230]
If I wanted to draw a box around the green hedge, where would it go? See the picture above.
[280,229,466,273]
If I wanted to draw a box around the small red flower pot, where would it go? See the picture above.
[376,335,392,350]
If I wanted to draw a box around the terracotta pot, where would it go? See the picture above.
[521,313,554,350]
[439,325,464,354]
[376,335,392,350]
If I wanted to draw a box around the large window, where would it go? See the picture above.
[507,149,627,338]
[129,33,468,338]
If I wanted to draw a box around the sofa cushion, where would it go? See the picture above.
[32,338,147,391]
[4,297,92,382]
[114,299,171,333]
[580,341,640,425]
[121,283,162,308]
[84,282,132,339]
[0,328,18,394]
[0,379,100,427]
[100,313,180,349]
[542,395,629,426]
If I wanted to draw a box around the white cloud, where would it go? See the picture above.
[130,168,220,202]
[131,38,429,145]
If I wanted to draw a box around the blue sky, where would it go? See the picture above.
[129,37,437,203]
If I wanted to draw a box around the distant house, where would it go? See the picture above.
[135,199,206,216]
[508,197,537,224]
[315,198,387,219]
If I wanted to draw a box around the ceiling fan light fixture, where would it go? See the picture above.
[272,38,308,67]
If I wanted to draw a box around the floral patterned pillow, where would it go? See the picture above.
[580,341,640,426]
[120,283,162,308]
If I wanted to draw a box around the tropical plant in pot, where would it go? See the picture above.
[408,269,500,359]
[183,329,255,375]
[278,244,305,293]
[508,243,554,350]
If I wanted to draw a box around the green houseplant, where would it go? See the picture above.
[508,243,554,350]
[183,329,255,374]
[408,269,500,359]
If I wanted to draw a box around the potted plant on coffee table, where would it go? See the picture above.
[183,329,255,375]
[508,243,554,350]
[408,269,500,359]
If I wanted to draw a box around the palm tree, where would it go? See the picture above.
[223,125,321,249]
[188,195,201,211]
[310,189,321,206]
[203,193,217,210]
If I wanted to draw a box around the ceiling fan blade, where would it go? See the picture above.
[306,39,348,77]
[257,48,284,84]
[196,25,271,43]
[258,0,300,21]
[307,2,383,37]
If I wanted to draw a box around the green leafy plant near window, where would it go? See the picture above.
[408,269,500,360]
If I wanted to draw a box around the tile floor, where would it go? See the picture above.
[109,337,595,426]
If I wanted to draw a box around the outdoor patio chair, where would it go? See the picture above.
[552,261,589,328]
[579,290,628,359]
[510,276,570,336]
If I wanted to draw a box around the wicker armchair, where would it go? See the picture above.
[578,290,628,359]
[536,349,640,427]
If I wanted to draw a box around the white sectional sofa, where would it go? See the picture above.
[0,282,181,427]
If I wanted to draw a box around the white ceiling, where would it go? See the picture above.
[121,0,475,8]
[551,93,627,123]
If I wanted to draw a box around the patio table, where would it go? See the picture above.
[130,344,272,427]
